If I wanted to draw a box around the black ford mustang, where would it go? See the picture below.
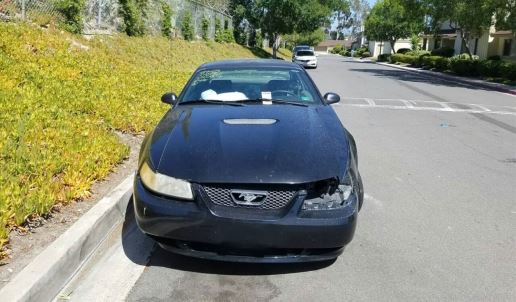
[134,59,363,262]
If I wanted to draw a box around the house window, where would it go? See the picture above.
[503,39,512,56]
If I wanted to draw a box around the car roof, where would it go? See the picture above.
[198,59,304,70]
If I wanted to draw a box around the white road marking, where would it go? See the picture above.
[400,99,414,108]
[364,98,376,106]
[470,104,491,112]
[438,102,455,112]
[340,98,516,116]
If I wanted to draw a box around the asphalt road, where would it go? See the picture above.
[57,55,516,302]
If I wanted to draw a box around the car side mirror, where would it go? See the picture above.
[323,92,340,104]
[161,92,177,105]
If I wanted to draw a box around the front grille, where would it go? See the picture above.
[202,185,297,210]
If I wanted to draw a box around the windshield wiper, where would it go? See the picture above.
[180,99,244,106]
[238,98,309,107]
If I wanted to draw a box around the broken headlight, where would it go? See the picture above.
[302,173,355,210]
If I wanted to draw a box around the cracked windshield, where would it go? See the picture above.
[0,0,514,301]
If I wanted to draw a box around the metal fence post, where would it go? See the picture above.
[97,0,102,29]
[21,0,26,20]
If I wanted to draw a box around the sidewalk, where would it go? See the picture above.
[376,62,516,96]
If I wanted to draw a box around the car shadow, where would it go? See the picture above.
[245,47,286,60]
[121,199,336,276]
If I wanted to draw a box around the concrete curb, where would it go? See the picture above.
[376,62,516,96]
[0,174,135,302]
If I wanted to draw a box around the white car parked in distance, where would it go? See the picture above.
[292,50,318,69]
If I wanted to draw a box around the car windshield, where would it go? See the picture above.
[180,67,321,104]
[296,51,314,56]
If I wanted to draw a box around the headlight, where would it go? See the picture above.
[139,162,193,200]
[302,173,355,210]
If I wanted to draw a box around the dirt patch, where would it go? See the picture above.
[0,132,143,287]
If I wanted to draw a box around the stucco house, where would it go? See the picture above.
[315,39,353,52]
[367,39,413,57]
[421,22,516,60]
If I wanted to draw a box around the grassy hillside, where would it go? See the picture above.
[0,22,291,252]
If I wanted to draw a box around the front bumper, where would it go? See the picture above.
[293,60,317,67]
[134,177,358,262]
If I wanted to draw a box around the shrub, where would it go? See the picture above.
[56,0,86,34]
[453,53,479,60]
[411,34,420,51]
[488,55,501,61]
[397,48,411,54]
[449,58,480,76]
[478,59,503,77]
[331,44,343,54]
[500,62,516,81]
[248,29,262,48]
[222,29,235,43]
[421,55,450,70]
[201,16,210,41]
[431,47,455,58]
[405,50,430,57]
[161,0,173,38]
[391,54,417,65]
[355,46,368,57]
[361,51,371,58]
[214,18,223,42]
[377,53,391,62]
[119,0,147,36]
[337,47,350,56]
[181,12,194,40]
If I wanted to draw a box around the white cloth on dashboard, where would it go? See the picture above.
[201,89,247,101]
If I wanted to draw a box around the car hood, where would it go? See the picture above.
[147,104,349,184]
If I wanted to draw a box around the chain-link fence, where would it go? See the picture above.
[0,0,231,37]
[0,0,61,23]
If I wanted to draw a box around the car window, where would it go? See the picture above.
[296,51,314,56]
[181,67,320,104]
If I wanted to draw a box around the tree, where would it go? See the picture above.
[214,18,223,42]
[365,0,422,53]
[229,0,261,45]
[331,0,352,39]
[56,0,86,34]
[201,16,210,41]
[231,4,248,44]
[284,29,326,46]
[161,0,173,38]
[257,0,332,58]
[349,0,370,35]
[181,12,194,41]
[118,0,148,36]
[494,0,515,31]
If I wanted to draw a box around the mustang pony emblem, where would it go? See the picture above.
[230,190,267,206]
